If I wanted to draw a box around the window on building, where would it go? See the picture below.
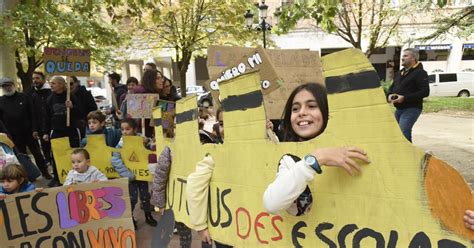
[439,73,457,83]
[462,44,474,60]
[371,47,386,54]
[416,45,451,61]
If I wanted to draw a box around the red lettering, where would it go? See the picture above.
[235,208,251,239]
[74,191,90,224]
[271,215,283,241]
[255,212,269,244]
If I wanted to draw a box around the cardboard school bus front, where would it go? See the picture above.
[155,49,473,247]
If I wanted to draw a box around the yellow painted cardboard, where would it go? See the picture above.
[153,49,473,247]
[51,135,152,183]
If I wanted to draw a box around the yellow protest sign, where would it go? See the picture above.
[51,135,152,183]
[0,178,135,247]
[153,49,472,247]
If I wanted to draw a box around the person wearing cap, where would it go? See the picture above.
[0,77,52,179]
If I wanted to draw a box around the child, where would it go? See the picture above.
[82,110,121,148]
[63,148,107,185]
[112,118,157,228]
[263,83,370,216]
[0,164,43,199]
[117,77,139,120]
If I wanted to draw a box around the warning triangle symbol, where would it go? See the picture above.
[129,152,139,162]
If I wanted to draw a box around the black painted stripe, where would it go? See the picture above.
[325,70,380,94]
[222,90,263,112]
[176,109,197,124]
[154,109,198,126]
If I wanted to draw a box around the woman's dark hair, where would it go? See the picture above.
[108,72,121,82]
[126,77,139,86]
[141,69,162,93]
[280,83,329,142]
[161,77,180,102]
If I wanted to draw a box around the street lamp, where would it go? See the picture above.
[244,0,272,48]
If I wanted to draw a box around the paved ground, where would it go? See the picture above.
[412,111,474,188]
[29,112,473,247]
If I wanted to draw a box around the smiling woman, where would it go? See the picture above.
[263,83,370,216]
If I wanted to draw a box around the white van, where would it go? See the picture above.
[428,72,474,97]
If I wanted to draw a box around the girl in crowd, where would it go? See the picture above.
[0,164,43,199]
[263,83,370,216]
[133,69,165,137]
[63,148,107,185]
[118,76,139,120]
[160,77,181,102]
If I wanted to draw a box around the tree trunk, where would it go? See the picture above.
[177,49,192,98]
[14,49,37,91]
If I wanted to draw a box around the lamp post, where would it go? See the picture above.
[244,0,274,49]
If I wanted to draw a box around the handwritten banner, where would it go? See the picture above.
[43,47,91,76]
[206,46,323,119]
[0,178,135,247]
[126,94,160,119]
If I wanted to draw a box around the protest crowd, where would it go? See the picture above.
[0,50,473,247]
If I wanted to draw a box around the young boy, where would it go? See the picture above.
[64,148,107,185]
[0,164,43,199]
[82,110,121,148]
[111,118,157,228]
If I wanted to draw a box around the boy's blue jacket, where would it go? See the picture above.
[0,181,36,194]
[81,127,122,148]
[110,137,135,181]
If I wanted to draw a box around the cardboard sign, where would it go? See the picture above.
[152,49,472,246]
[126,94,160,119]
[158,101,177,139]
[43,47,91,76]
[206,46,323,119]
[51,135,153,183]
[0,178,135,247]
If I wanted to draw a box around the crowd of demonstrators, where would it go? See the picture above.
[0,77,51,179]
[70,76,98,137]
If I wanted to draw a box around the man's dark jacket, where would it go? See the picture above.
[388,63,430,110]
[27,84,52,132]
[0,92,36,135]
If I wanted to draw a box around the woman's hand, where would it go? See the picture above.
[198,228,212,245]
[312,147,370,176]
[0,194,6,200]
[266,119,274,130]
[65,100,73,108]
[464,210,474,230]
